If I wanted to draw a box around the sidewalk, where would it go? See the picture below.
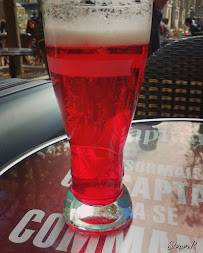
[0,64,50,81]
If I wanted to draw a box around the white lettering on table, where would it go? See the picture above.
[168,208,178,226]
[61,170,72,187]
[133,129,142,142]
[55,228,75,252]
[119,225,145,253]
[125,160,134,171]
[130,177,203,207]
[174,167,186,179]
[131,128,203,146]
[143,130,159,145]
[8,210,203,252]
[33,213,65,248]
[148,230,169,253]
[101,233,116,253]
[146,162,156,174]
[153,206,178,226]
[154,179,171,201]
[131,176,150,199]
[70,233,90,253]
[191,184,203,206]
[133,202,145,220]
[153,206,166,224]
[134,161,145,173]
[173,182,189,205]
[193,168,203,180]
[98,231,125,253]
[197,134,203,145]
[124,160,203,181]
[123,173,131,183]
[186,167,192,179]
[157,164,171,177]
[84,236,100,253]
[9,209,45,243]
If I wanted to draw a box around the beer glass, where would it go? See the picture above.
[42,0,152,234]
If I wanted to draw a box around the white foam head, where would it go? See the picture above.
[43,0,153,47]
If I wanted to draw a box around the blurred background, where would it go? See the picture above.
[0,0,203,79]
[0,0,201,34]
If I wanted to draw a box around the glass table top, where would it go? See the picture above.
[0,119,202,252]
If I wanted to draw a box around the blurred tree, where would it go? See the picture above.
[37,0,42,15]
[3,0,23,76]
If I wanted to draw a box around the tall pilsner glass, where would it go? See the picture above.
[42,0,152,234]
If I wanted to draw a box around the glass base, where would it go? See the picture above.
[63,185,133,235]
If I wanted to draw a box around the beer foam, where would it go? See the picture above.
[43,1,152,47]
[45,24,151,47]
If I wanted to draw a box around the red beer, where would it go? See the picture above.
[46,44,148,205]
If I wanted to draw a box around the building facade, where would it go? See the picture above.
[163,0,203,29]
[1,0,202,29]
